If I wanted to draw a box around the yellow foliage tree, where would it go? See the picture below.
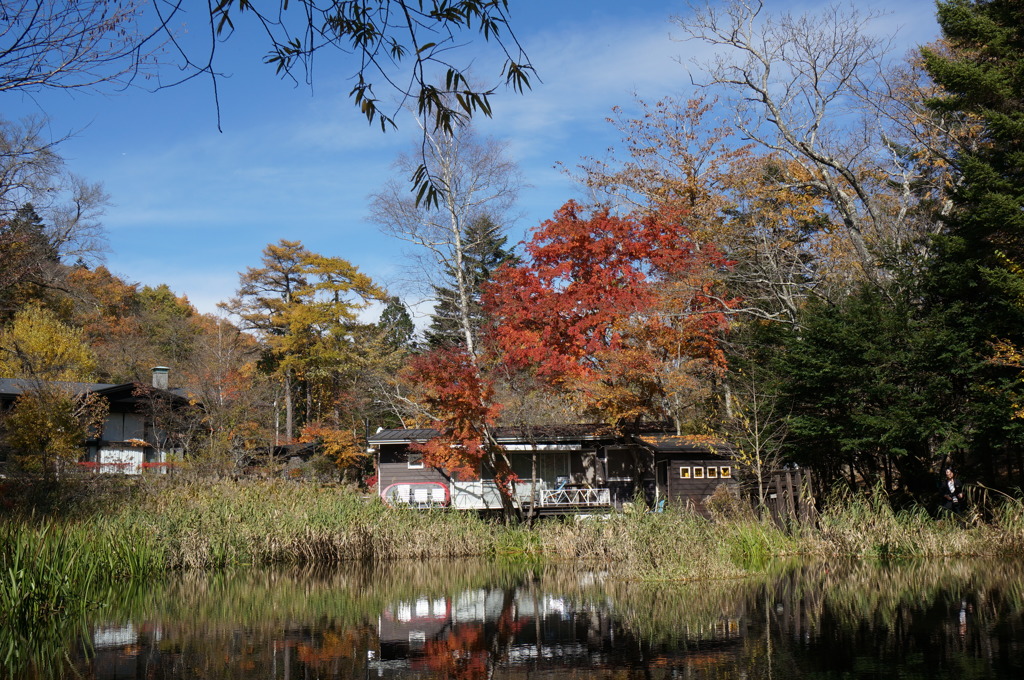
[0,305,107,476]
[221,240,386,442]
[3,385,108,476]
[0,304,96,381]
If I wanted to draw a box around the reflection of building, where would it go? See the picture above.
[378,595,452,661]
[371,425,737,515]
[72,579,750,679]
[87,622,165,678]
[370,584,743,674]
[62,563,1024,680]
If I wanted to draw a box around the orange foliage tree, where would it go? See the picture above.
[401,201,736,508]
[298,420,370,481]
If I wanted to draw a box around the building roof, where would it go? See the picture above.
[368,425,618,445]
[368,423,698,447]
[369,428,442,444]
[639,434,729,454]
[0,378,116,398]
[0,378,189,406]
[493,423,623,441]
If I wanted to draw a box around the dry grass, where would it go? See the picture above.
[810,486,1024,559]
[125,477,502,568]
[5,477,1024,578]
[531,506,796,580]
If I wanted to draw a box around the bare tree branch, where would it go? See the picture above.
[0,1,169,94]
[677,0,941,287]
[369,123,522,355]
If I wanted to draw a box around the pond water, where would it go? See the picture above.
[5,558,1024,679]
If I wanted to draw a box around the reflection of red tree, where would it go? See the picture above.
[494,605,529,645]
[419,624,490,680]
[415,599,530,679]
[296,627,373,669]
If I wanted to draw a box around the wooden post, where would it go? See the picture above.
[771,473,783,528]
[800,470,817,525]
[784,470,797,522]
[794,470,805,524]
[529,450,537,521]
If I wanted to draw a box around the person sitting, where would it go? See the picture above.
[938,467,965,516]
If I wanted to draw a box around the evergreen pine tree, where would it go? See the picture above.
[923,0,1024,324]
[425,215,517,349]
[919,0,1024,484]
[379,296,416,351]
[0,204,60,320]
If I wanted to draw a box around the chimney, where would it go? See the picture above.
[151,366,170,390]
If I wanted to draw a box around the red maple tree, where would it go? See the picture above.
[483,201,737,428]
[404,346,507,483]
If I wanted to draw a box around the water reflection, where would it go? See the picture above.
[8,558,1024,679]
[371,584,741,676]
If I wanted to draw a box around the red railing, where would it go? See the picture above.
[140,462,177,470]
[77,461,177,474]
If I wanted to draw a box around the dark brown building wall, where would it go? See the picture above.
[378,445,449,490]
[666,459,737,512]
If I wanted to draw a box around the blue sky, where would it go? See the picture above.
[7,0,941,321]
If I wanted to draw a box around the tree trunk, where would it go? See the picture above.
[285,370,294,443]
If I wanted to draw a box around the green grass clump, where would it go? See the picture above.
[0,522,100,627]
[0,516,165,633]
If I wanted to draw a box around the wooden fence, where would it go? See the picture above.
[763,468,818,528]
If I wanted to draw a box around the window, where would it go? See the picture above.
[605,448,634,481]
[679,466,691,479]
[693,467,705,479]
[707,466,718,479]
[720,466,732,479]
[407,453,424,470]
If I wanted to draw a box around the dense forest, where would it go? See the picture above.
[1,0,1022,504]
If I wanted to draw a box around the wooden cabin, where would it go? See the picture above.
[369,425,737,515]
[0,367,191,474]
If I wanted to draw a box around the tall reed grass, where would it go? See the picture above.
[0,522,99,627]
[5,477,1024,595]
[531,505,798,580]
[811,485,1024,558]
[129,477,502,567]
